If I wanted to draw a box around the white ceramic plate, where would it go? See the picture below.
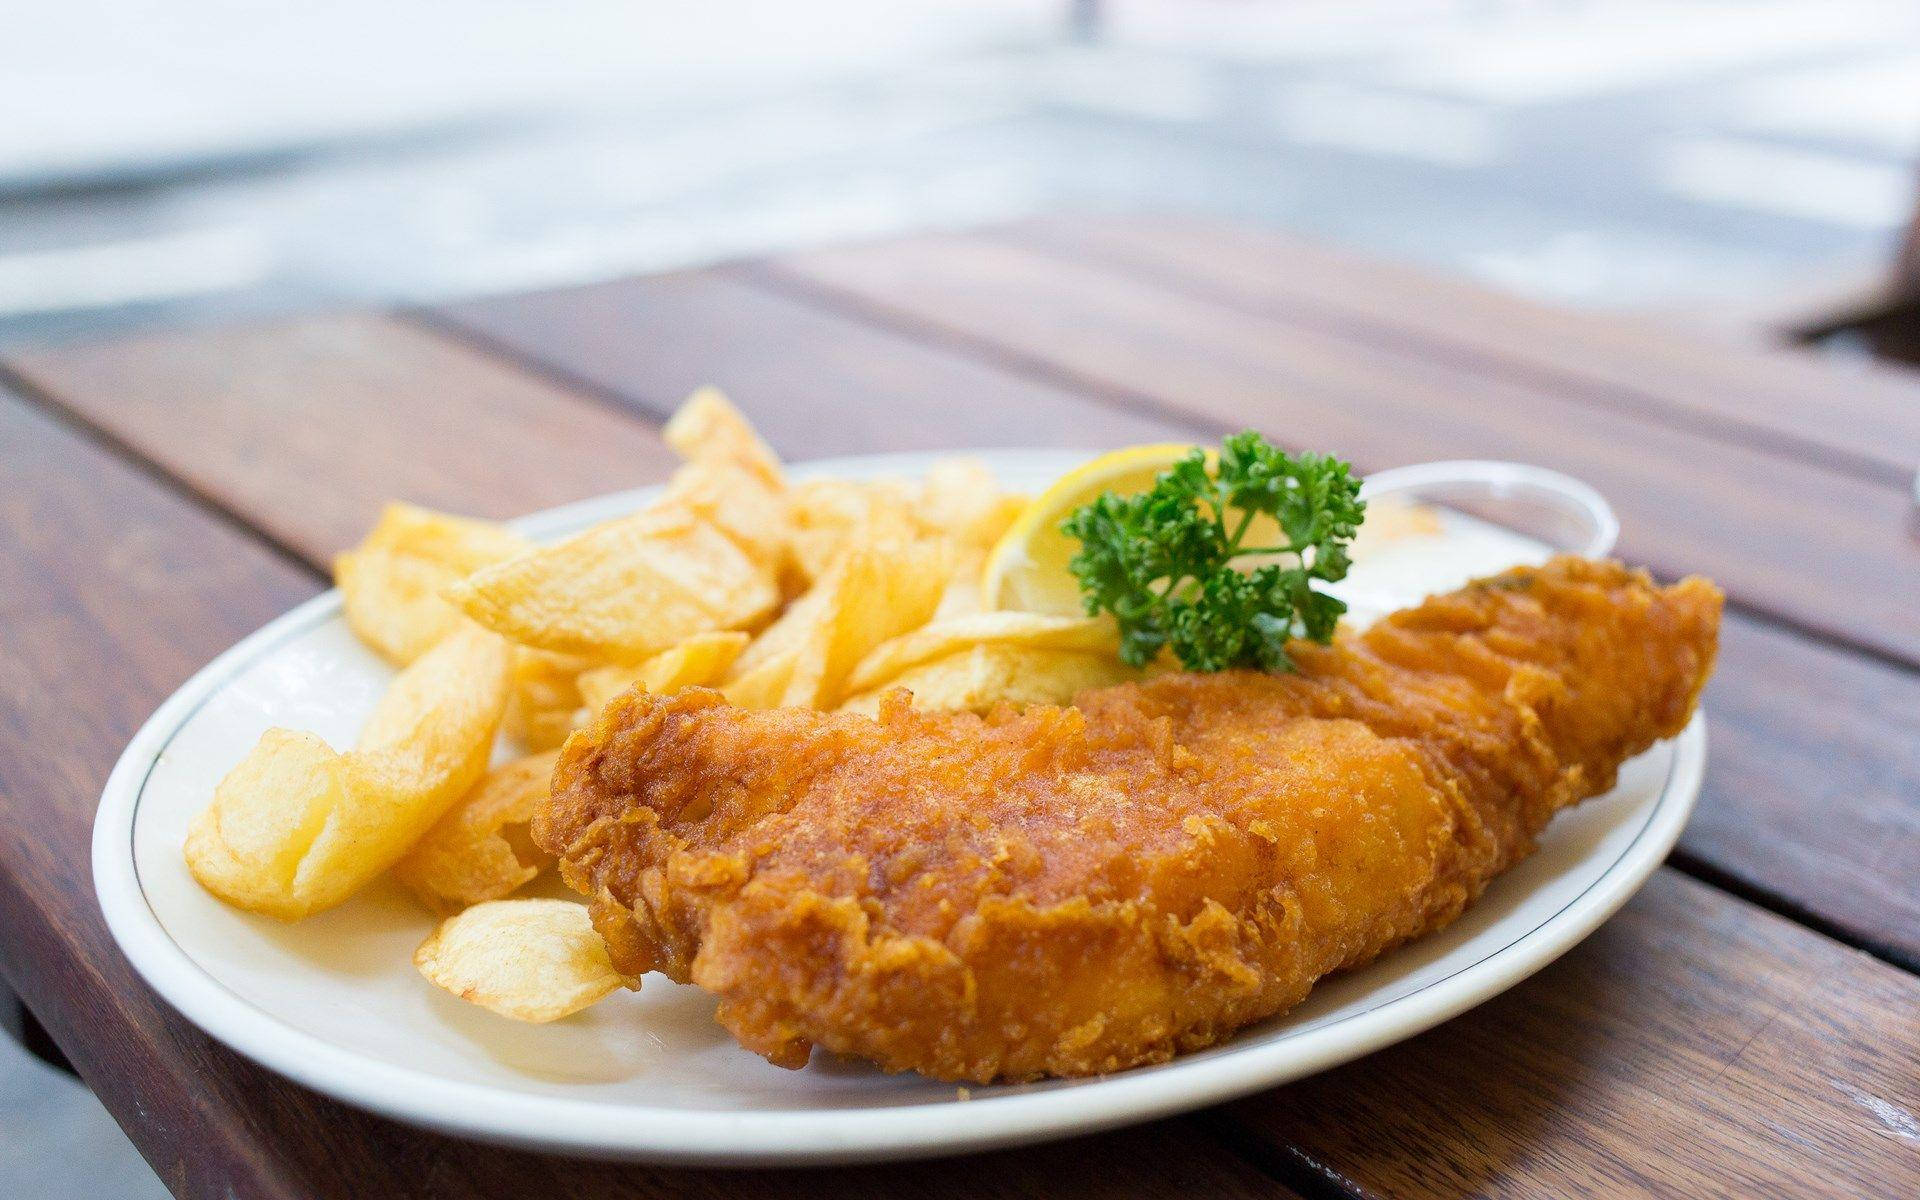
[95,451,1703,1166]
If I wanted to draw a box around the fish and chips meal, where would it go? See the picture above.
[185,388,1721,1081]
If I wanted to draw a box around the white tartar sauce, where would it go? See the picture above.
[1330,506,1555,631]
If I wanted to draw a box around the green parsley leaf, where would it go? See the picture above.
[1061,432,1364,672]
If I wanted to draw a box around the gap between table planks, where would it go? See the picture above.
[8,308,1920,1197]
[0,386,1294,1200]
[424,275,1920,971]
[740,232,1920,668]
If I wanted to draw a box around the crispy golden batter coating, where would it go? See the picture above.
[537,558,1720,1082]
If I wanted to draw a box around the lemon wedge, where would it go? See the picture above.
[982,443,1195,614]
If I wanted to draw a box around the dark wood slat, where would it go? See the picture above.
[0,388,1293,1200]
[432,266,1920,968]
[0,395,327,1199]
[1703,619,1920,965]
[5,314,682,563]
[1012,217,1920,486]
[1233,871,1920,1200]
[431,268,1177,459]
[759,234,1920,665]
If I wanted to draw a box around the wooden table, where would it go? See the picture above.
[3,218,1918,1199]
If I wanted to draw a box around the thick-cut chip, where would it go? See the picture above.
[661,460,790,579]
[658,388,793,584]
[913,458,1026,549]
[182,729,351,915]
[785,464,1019,588]
[335,550,468,667]
[662,386,784,486]
[576,631,749,714]
[839,643,1139,715]
[784,477,917,585]
[724,578,831,682]
[445,505,778,659]
[639,630,750,689]
[844,611,1119,696]
[299,626,511,913]
[357,502,531,567]
[931,545,987,621]
[721,511,951,710]
[503,647,593,752]
[334,504,530,666]
[185,626,512,920]
[353,625,511,754]
[784,480,865,586]
[392,750,560,914]
[414,899,633,1022]
[774,530,952,710]
[719,656,796,709]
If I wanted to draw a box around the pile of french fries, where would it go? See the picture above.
[184,389,1132,1021]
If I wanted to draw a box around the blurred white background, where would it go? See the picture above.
[0,0,1916,348]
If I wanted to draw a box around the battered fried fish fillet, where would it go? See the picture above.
[537,558,1720,1082]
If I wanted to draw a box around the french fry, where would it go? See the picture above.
[843,611,1118,696]
[724,576,830,682]
[661,386,783,487]
[445,506,778,660]
[393,750,560,914]
[784,461,1019,589]
[763,525,952,710]
[334,504,529,666]
[180,729,351,915]
[913,458,1025,549]
[784,477,917,585]
[661,460,790,580]
[503,648,593,752]
[576,631,749,714]
[840,643,1138,716]
[185,626,511,920]
[415,899,633,1022]
[335,550,466,667]
[357,502,530,566]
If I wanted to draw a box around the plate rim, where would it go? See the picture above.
[93,450,1705,1166]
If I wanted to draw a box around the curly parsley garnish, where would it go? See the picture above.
[1061,432,1365,672]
